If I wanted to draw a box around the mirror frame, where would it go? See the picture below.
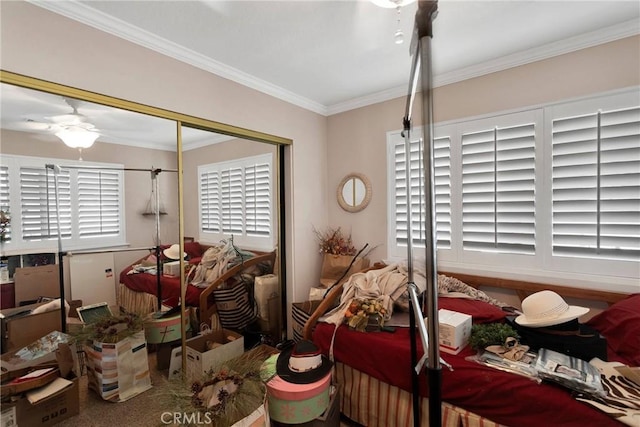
[337,172,372,213]
[0,69,291,375]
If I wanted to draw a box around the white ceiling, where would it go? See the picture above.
[29,0,640,115]
[2,0,638,151]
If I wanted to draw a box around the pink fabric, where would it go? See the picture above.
[266,373,331,400]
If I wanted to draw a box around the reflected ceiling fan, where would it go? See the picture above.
[25,97,101,150]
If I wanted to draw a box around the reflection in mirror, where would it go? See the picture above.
[338,173,372,213]
[0,81,180,312]
[181,124,282,341]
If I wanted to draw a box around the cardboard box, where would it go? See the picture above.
[1,331,74,372]
[1,376,79,427]
[1,303,62,354]
[14,265,59,306]
[432,309,472,355]
[185,329,244,383]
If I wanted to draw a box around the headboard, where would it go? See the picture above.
[301,265,631,341]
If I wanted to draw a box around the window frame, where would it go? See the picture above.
[0,154,127,254]
[197,153,275,251]
[386,88,639,293]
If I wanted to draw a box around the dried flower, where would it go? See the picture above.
[0,210,10,243]
[313,226,357,256]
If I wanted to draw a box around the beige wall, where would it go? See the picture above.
[0,1,329,316]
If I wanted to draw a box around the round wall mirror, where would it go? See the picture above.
[337,173,372,213]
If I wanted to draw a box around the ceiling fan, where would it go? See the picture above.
[25,97,101,149]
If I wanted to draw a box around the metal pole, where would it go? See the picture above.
[416,3,442,425]
[46,164,66,334]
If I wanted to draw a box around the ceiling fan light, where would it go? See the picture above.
[370,0,416,8]
[56,128,99,149]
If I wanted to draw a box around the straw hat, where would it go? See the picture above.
[163,244,186,260]
[515,290,589,328]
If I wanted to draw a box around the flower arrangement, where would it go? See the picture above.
[313,226,356,256]
[0,210,10,243]
[75,312,144,343]
[344,298,388,332]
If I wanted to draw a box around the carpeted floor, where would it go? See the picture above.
[58,351,176,427]
[57,350,362,427]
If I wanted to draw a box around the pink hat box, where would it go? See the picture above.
[266,372,331,424]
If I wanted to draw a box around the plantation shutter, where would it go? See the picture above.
[552,106,640,260]
[77,169,121,237]
[245,162,271,236]
[199,155,273,241]
[20,167,72,240]
[434,136,452,248]
[221,167,243,234]
[394,135,451,248]
[461,122,536,254]
[0,166,10,241]
[200,170,221,233]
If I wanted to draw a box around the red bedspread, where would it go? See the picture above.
[119,258,204,307]
[313,322,621,427]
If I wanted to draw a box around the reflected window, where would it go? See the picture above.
[1,154,126,251]
[198,153,273,249]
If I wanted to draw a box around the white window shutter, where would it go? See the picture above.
[221,167,243,234]
[393,134,451,249]
[434,136,452,249]
[0,166,10,241]
[462,122,536,254]
[20,167,72,240]
[198,154,273,246]
[552,106,640,260]
[245,162,271,237]
[200,170,221,233]
[77,169,121,237]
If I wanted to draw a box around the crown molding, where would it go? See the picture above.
[27,0,328,116]
[27,1,640,117]
[431,18,640,89]
[326,19,640,115]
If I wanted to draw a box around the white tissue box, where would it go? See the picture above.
[162,261,181,277]
[425,309,472,355]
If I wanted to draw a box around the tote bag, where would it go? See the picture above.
[213,282,257,330]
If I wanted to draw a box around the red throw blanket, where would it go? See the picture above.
[313,320,621,427]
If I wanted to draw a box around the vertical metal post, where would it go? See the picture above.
[417,4,442,425]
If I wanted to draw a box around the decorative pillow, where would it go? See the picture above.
[585,294,640,366]
[184,242,203,259]
[438,297,507,324]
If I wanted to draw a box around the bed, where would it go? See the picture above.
[118,240,276,325]
[305,268,639,427]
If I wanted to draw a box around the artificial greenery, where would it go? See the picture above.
[469,323,519,351]
[73,312,144,343]
[162,350,268,427]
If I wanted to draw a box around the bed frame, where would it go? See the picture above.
[198,249,277,326]
[302,265,629,340]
